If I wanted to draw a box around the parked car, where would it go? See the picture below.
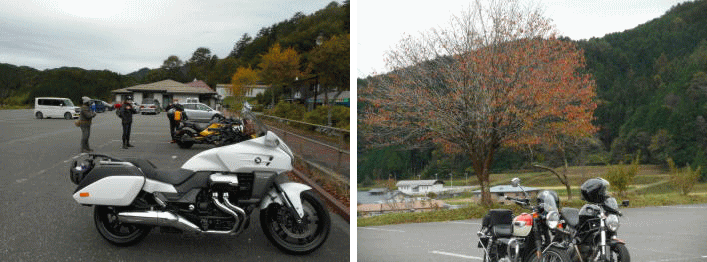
[182,102,222,121]
[139,99,161,115]
[89,99,106,113]
[34,97,80,119]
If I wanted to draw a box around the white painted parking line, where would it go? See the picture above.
[658,205,707,209]
[357,227,405,233]
[430,250,482,260]
[449,221,481,225]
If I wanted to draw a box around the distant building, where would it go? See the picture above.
[396,180,445,195]
[215,84,270,99]
[307,91,349,107]
[112,79,217,108]
[472,185,541,204]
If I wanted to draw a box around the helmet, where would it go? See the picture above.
[581,178,610,203]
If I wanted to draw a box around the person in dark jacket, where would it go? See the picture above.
[118,100,137,149]
[79,96,97,153]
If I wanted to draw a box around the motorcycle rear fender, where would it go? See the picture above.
[177,127,199,136]
[259,182,311,218]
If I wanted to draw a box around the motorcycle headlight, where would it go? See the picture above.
[545,211,560,229]
[606,214,620,232]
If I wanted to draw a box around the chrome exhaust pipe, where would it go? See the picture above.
[223,192,247,236]
[118,210,202,233]
[117,192,246,235]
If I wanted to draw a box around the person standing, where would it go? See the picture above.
[118,100,137,149]
[165,99,179,143]
[79,96,96,153]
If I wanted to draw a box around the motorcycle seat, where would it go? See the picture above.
[124,158,195,186]
[561,207,580,227]
[492,224,513,237]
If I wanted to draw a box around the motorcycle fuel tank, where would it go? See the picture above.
[181,132,292,173]
[512,213,533,237]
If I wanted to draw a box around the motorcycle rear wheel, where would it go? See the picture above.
[524,246,572,262]
[94,206,151,246]
[260,191,331,254]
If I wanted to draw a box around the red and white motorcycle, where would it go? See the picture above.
[477,178,571,262]
[68,105,330,254]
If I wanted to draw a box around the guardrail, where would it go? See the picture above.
[257,113,350,177]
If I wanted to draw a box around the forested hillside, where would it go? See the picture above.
[0,1,349,107]
[582,0,707,167]
[358,0,707,183]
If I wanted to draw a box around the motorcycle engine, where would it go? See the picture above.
[209,173,239,201]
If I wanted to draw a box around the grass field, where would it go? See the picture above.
[357,165,707,227]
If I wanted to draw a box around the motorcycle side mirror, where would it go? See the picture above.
[264,131,280,147]
[622,200,630,207]
[511,178,520,187]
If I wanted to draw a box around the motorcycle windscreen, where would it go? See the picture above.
[73,176,144,206]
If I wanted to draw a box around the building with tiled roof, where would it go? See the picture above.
[112,79,217,108]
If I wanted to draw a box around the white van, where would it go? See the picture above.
[34,97,80,119]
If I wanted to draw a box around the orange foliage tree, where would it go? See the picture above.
[359,0,597,206]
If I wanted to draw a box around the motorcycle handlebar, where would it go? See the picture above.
[505,196,530,206]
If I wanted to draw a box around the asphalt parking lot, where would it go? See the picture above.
[0,109,349,261]
[358,204,707,262]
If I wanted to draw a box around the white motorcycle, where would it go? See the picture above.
[68,105,330,254]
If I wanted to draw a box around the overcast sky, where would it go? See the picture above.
[357,0,693,78]
[0,0,335,74]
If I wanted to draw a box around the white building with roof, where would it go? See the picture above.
[396,180,445,195]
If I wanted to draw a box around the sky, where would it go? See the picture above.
[357,0,693,78]
[0,0,335,74]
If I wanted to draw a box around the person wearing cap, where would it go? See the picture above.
[79,96,96,153]
[117,100,137,149]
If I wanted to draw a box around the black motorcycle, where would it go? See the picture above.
[557,178,630,262]
[477,178,571,262]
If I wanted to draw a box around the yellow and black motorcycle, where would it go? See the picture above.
[174,116,247,149]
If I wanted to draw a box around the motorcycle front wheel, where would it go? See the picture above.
[260,190,331,254]
[610,243,630,262]
[94,206,151,246]
[525,246,572,262]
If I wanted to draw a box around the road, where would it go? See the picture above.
[358,204,707,261]
[0,109,349,261]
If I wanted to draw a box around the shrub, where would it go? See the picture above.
[668,158,702,195]
[603,154,639,197]
[270,101,306,121]
[303,105,350,130]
